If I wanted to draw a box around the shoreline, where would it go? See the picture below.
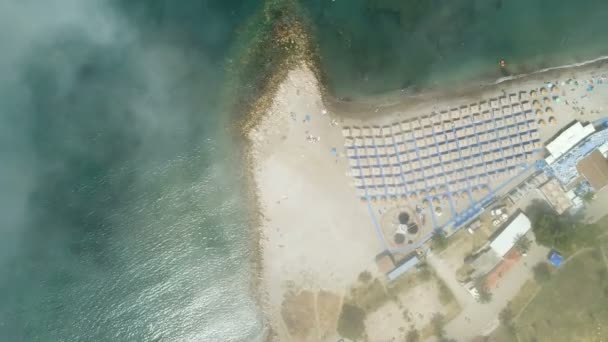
[323,55,608,120]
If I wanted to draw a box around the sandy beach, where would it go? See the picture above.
[249,65,384,341]
[248,59,608,341]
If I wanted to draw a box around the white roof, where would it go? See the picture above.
[387,256,420,281]
[490,213,532,257]
[545,122,595,164]
[599,142,608,158]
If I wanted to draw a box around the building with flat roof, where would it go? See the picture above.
[387,255,420,281]
[577,150,608,192]
[539,179,573,214]
[489,213,532,258]
[375,252,395,274]
[545,121,596,165]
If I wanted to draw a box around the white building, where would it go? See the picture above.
[489,213,532,258]
[545,121,596,165]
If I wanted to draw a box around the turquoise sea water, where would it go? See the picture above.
[2,1,608,341]
[0,1,263,340]
[303,0,608,97]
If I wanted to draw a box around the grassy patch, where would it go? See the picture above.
[419,301,461,339]
[514,247,608,342]
[438,279,455,306]
[509,279,540,317]
[349,278,389,312]
[337,303,366,341]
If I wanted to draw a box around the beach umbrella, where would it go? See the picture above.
[551,85,560,93]
[533,100,541,109]
[342,127,351,137]
[549,116,557,125]
[545,107,554,114]
[536,109,544,117]
[540,87,548,95]
[529,89,537,97]
[543,97,551,106]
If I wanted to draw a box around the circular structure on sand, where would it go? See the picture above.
[379,204,427,249]
[398,212,410,225]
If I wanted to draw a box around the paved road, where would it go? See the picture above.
[427,251,476,308]
[426,239,549,341]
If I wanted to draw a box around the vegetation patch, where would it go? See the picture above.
[349,278,390,312]
[515,247,608,342]
[280,290,316,339]
[508,279,540,317]
[532,262,552,283]
[337,303,367,341]
[525,201,605,255]
[431,230,449,252]
[316,291,342,339]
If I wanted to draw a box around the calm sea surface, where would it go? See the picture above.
[302,0,608,97]
[0,1,263,341]
[1,0,608,341]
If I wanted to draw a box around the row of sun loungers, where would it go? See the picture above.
[344,87,555,200]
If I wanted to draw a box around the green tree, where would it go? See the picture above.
[499,305,517,335]
[525,200,586,254]
[405,328,420,342]
[337,303,366,340]
[475,277,492,303]
[431,313,446,338]
[514,234,531,254]
[431,230,448,251]
[532,262,551,283]
[582,191,595,203]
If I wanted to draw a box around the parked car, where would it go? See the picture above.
[491,208,503,216]
[465,283,480,300]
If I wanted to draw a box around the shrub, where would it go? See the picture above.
[337,303,366,340]
[532,262,551,283]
